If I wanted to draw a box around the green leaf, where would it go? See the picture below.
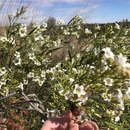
[105,122,128,130]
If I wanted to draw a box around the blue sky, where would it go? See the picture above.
[29,0,130,23]
[1,0,130,24]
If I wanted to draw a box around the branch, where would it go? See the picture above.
[10,105,48,120]
[0,90,21,101]
[10,100,40,106]
[21,92,45,115]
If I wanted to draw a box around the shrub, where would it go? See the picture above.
[0,7,130,129]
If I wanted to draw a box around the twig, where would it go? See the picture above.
[10,105,48,120]
[0,90,21,101]
[21,92,44,115]
[10,100,40,106]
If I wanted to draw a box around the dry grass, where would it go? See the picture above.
[0,26,6,36]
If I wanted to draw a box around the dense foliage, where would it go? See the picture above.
[0,7,130,129]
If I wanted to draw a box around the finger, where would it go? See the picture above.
[80,123,93,130]
[69,120,79,130]
[79,121,99,130]
[69,124,79,130]
[62,110,78,130]
[86,121,99,130]
[64,110,73,120]
[40,120,52,130]
[72,108,82,117]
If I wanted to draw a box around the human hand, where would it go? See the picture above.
[40,110,99,130]
[72,108,99,130]
[79,121,99,130]
[40,110,78,130]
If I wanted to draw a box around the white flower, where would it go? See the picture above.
[58,70,62,73]
[46,109,57,118]
[34,60,41,66]
[38,80,45,86]
[72,68,78,73]
[41,119,45,123]
[104,65,109,70]
[0,78,7,88]
[9,37,15,45]
[115,23,120,29]
[0,67,7,76]
[53,41,59,47]
[117,53,130,70]
[51,77,56,81]
[0,36,8,42]
[94,33,97,38]
[125,30,128,35]
[69,78,74,83]
[72,32,79,38]
[115,116,120,122]
[55,63,61,68]
[59,90,64,95]
[57,39,61,45]
[77,25,81,30]
[117,89,123,100]
[40,23,47,31]
[18,83,24,91]
[126,87,130,100]
[102,35,106,42]
[13,58,21,65]
[125,63,130,69]
[101,93,111,102]
[85,28,92,34]
[90,66,95,69]
[76,53,81,59]
[34,35,43,41]
[108,39,113,43]
[41,70,46,78]
[64,91,73,100]
[101,60,107,66]
[126,79,130,87]
[104,78,113,86]
[117,89,125,110]
[43,23,47,28]
[27,72,34,78]
[32,76,40,82]
[14,51,20,58]
[102,47,114,60]
[95,25,100,30]
[57,18,65,25]
[118,101,125,110]
[59,89,73,100]
[73,84,86,97]
[23,80,28,85]
[117,53,127,68]
[77,94,88,106]
[13,51,21,65]
[28,53,36,60]
[63,30,70,35]
[46,67,56,74]
[19,24,27,37]
[106,110,115,116]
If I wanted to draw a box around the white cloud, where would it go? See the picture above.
[51,4,99,24]
[53,0,85,3]
[52,0,98,3]
[74,4,99,14]
[0,13,9,26]
[26,0,92,4]
[87,17,120,23]
[0,0,102,25]
[22,0,95,8]
[31,0,52,7]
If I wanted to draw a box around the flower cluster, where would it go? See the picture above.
[0,10,130,129]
